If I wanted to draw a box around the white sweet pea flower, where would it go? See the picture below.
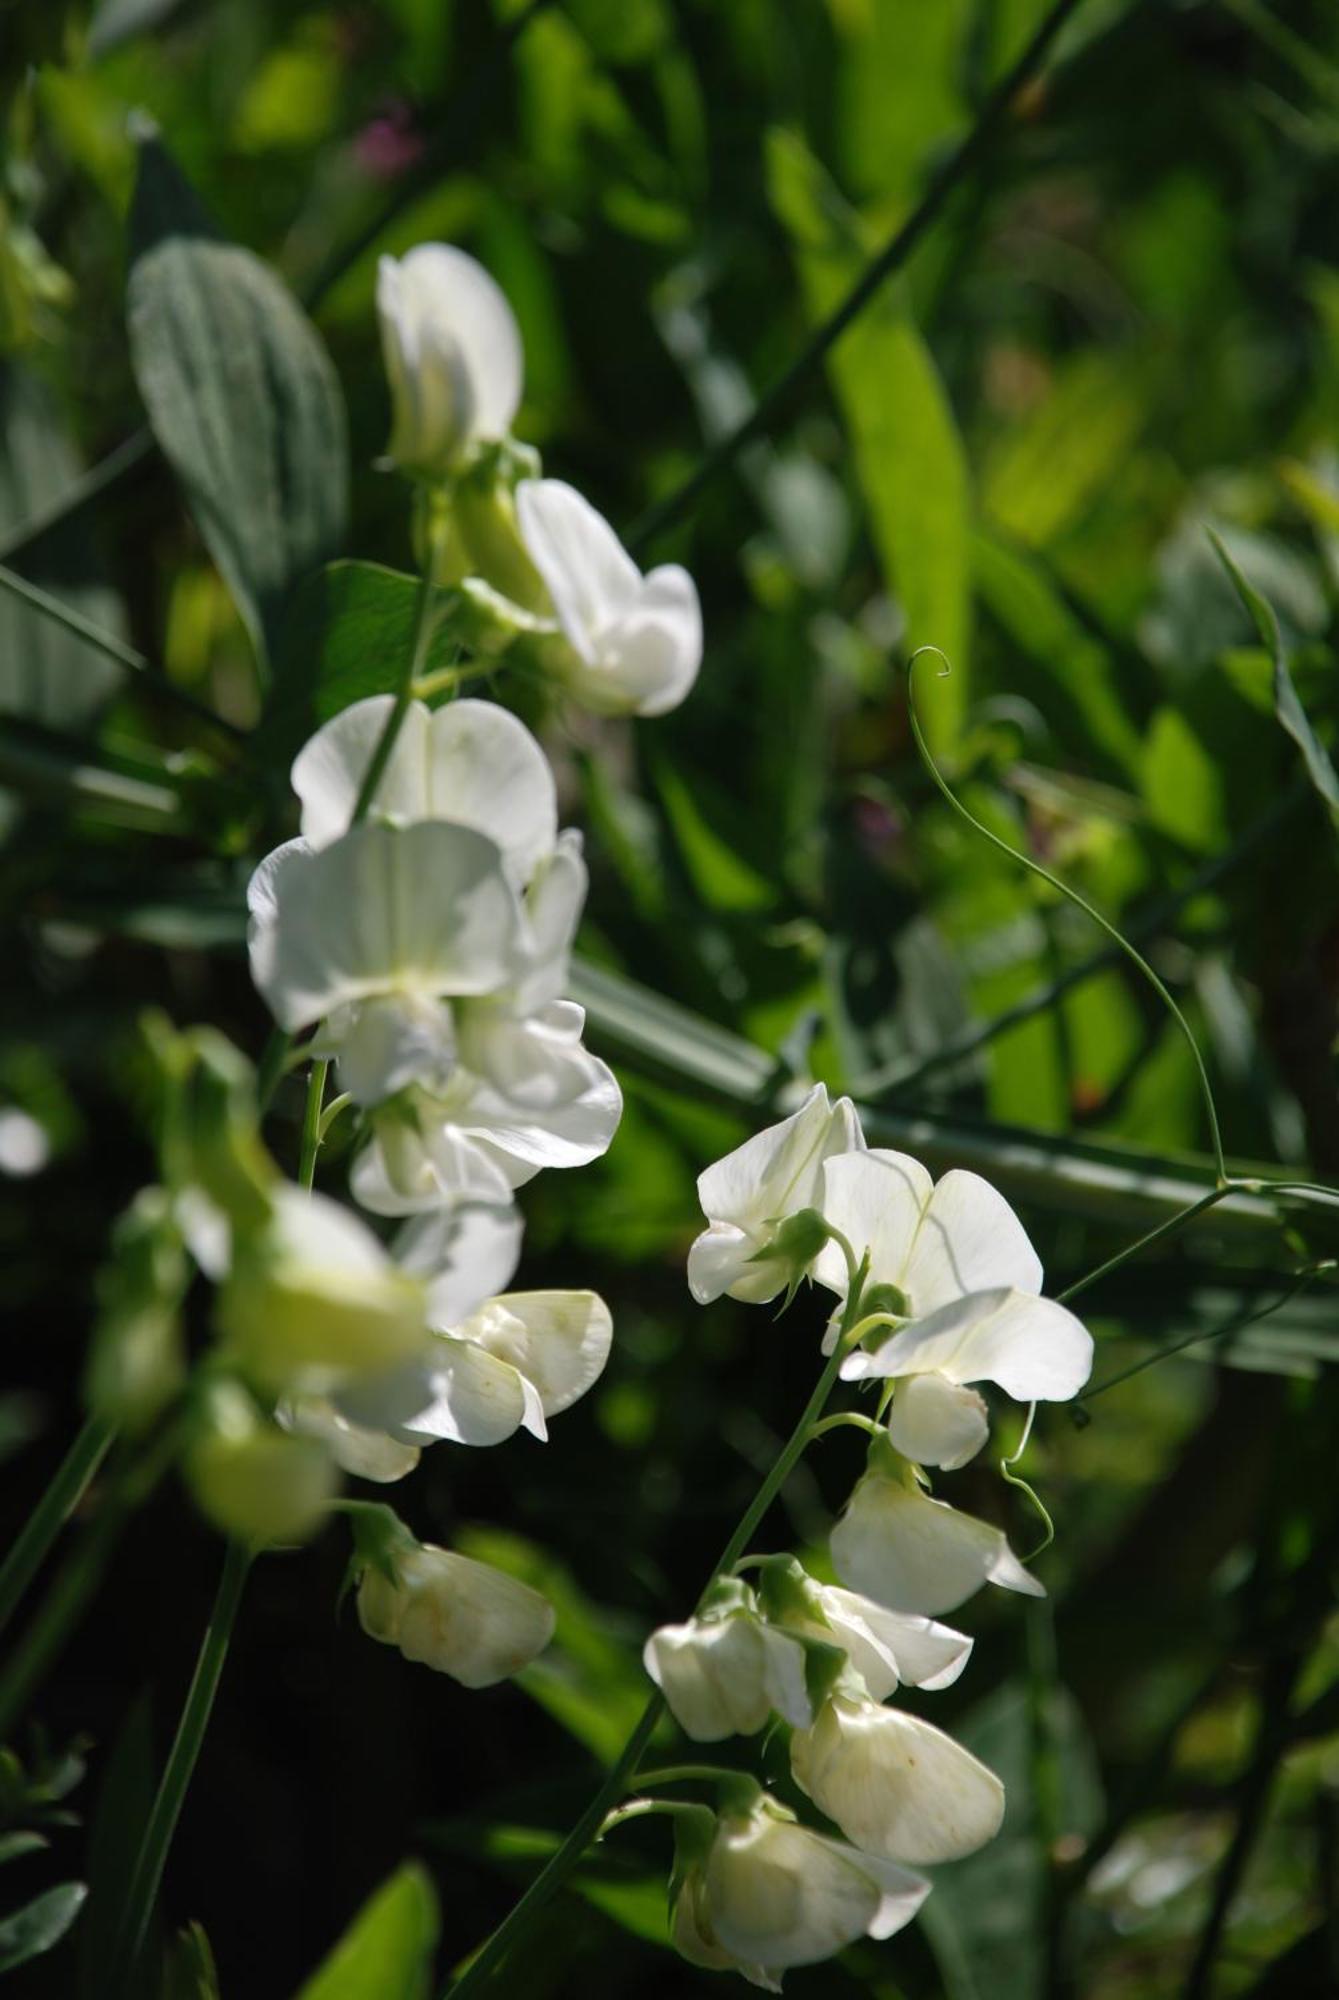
[831,1449,1045,1616]
[340,1288,612,1450]
[246,820,526,1037]
[215,1185,428,1396]
[357,1540,554,1687]
[754,1557,972,1700]
[688,1085,865,1306]
[377,244,522,478]
[516,478,702,717]
[351,1000,622,1213]
[673,1794,928,1989]
[642,1580,823,1742]
[812,1150,1091,1465]
[290,696,557,885]
[791,1690,1005,1865]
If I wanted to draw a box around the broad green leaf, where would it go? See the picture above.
[0,1880,88,1973]
[261,562,467,772]
[767,128,971,746]
[0,363,123,730]
[982,350,1153,550]
[974,533,1144,776]
[832,0,969,200]
[294,1863,438,2000]
[126,135,348,672]
[1211,533,1339,831]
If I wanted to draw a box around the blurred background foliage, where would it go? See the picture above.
[3,0,1339,1994]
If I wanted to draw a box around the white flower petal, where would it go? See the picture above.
[403,1337,531,1447]
[831,1465,1045,1616]
[247,820,525,1032]
[351,1113,523,1216]
[460,1290,612,1418]
[643,1618,777,1740]
[811,1148,934,1297]
[377,246,522,473]
[325,993,456,1107]
[360,1543,553,1686]
[516,478,641,647]
[686,1221,758,1305]
[810,1584,973,1698]
[904,1169,1043,1314]
[279,1396,420,1483]
[707,1811,880,1971]
[791,1693,1005,1865]
[885,1371,990,1470]
[292,696,431,849]
[846,1287,1094,1404]
[393,1203,524,1324]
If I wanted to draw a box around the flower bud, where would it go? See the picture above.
[376,245,522,480]
[187,1382,337,1548]
[672,1793,929,1983]
[754,1554,972,1700]
[831,1442,1045,1616]
[791,1691,1005,1865]
[215,1186,429,1396]
[357,1541,554,1687]
[642,1578,820,1741]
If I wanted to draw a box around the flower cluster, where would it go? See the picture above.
[636,1085,1094,1986]
[88,241,704,1696]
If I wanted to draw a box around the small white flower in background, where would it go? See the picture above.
[790,1689,1005,1866]
[0,1106,50,1177]
[831,1447,1045,1616]
[672,1792,928,1989]
[688,1084,865,1306]
[812,1148,1092,1465]
[516,478,702,717]
[357,1540,554,1687]
[215,1184,428,1396]
[339,1288,612,1451]
[642,1578,824,1742]
[377,244,522,479]
[753,1556,972,1699]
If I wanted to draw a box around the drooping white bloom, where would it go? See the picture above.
[843,1285,1093,1468]
[377,244,523,478]
[831,1453,1044,1616]
[341,1289,612,1450]
[813,1150,1092,1465]
[673,1795,928,1989]
[791,1691,1005,1866]
[756,1558,972,1700]
[215,1185,428,1396]
[642,1581,818,1742]
[688,1085,865,1306]
[246,820,526,1037]
[516,478,702,717]
[357,1541,554,1686]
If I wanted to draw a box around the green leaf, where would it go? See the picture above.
[0,1833,47,1866]
[766,128,971,746]
[163,1921,222,2000]
[126,134,348,673]
[260,563,465,773]
[981,350,1153,550]
[79,1693,155,2000]
[294,1863,438,2000]
[1211,532,1339,830]
[0,363,124,730]
[0,1880,88,1973]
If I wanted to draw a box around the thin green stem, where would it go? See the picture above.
[110,1540,253,1997]
[0,1415,114,1636]
[0,561,243,742]
[298,1060,330,1191]
[0,430,156,567]
[445,1262,871,1996]
[0,1422,179,1736]
[807,1411,884,1443]
[318,1092,352,1142]
[627,1765,733,1791]
[599,1798,709,1837]
[625,0,1091,553]
[1079,1267,1326,1403]
[907,655,1227,1182]
[1057,1187,1234,1305]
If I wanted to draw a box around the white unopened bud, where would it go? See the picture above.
[357,1542,554,1688]
[377,245,522,479]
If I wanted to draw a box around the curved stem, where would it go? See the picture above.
[599,1798,710,1838]
[626,1764,734,1791]
[1057,1187,1235,1305]
[906,661,1227,1182]
[445,1264,871,1996]
[111,1540,253,1996]
[0,1415,114,1635]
